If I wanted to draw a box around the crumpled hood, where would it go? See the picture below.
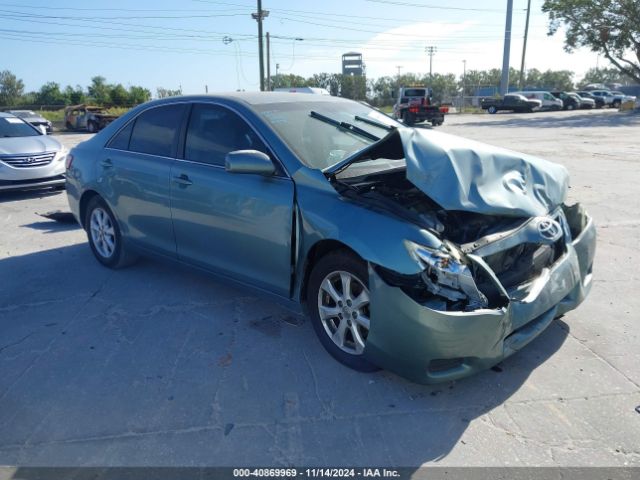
[362,127,569,217]
[0,135,62,155]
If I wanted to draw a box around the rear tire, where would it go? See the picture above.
[402,110,415,126]
[85,196,137,269]
[87,121,97,133]
[307,251,379,372]
[487,106,497,114]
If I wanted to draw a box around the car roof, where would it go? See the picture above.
[144,92,347,108]
[0,112,17,118]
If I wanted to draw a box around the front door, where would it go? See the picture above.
[170,103,294,296]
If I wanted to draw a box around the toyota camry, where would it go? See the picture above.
[65,93,595,384]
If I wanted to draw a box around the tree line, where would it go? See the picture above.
[271,66,635,106]
[0,72,154,108]
[1,66,635,109]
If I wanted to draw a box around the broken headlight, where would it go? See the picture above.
[406,241,488,308]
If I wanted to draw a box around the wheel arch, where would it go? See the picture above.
[299,239,363,305]
[78,189,102,229]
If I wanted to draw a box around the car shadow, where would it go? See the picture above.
[0,244,569,467]
[461,110,640,129]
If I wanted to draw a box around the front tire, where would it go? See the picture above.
[87,121,97,133]
[85,196,136,269]
[307,251,379,372]
[487,106,497,114]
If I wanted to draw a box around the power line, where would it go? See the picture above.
[365,0,508,12]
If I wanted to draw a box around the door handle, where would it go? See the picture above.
[173,174,193,186]
[100,158,113,168]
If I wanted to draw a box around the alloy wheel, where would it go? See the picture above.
[317,270,370,355]
[89,207,116,259]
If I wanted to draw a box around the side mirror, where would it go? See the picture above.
[225,150,275,176]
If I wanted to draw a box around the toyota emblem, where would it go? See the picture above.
[537,217,563,242]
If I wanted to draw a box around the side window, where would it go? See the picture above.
[184,104,269,166]
[129,104,185,157]
[107,122,134,150]
[544,93,552,100]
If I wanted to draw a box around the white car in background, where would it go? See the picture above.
[0,112,67,191]
[588,90,616,106]
[512,91,563,110]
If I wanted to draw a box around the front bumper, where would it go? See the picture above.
[0,152,66,191]
[364,210,596,384]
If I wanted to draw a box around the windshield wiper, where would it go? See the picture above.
[354,115,396,132]
[310,111,380,142]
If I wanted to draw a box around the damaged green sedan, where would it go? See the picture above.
[66,93,595,384]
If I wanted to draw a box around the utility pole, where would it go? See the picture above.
[500,0,513,95]
[252,1,269,91]
[266,32,271,91]
[518,0,531,90]
[426,46,437,81]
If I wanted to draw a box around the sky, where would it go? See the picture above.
[1,0,604,95]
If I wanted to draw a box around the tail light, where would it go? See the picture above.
[65,154,74,170]
[409,107,419,113]
[439,106,449,113]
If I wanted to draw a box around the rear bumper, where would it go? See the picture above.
[364,211,596,384]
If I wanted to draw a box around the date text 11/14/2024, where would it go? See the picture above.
[232,468,401,478]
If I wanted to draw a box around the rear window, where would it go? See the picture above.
[128,104,185,157]
[403,89,426,97]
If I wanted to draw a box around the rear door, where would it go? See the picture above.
[170,103,294,296]
[102,103,187,256]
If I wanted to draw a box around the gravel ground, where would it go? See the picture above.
[0,109,638,467]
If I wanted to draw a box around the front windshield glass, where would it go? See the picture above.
[254,100,400,170]
[0,116,40,138]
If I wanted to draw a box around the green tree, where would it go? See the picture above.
[88,76,111,105]
[429,73,458,103]
[542,0,640,82]
[580,66,635,86]
[109,84,129,106]
[36,82,65,105]
[64,85,86,105]
[0,70,25,106]
[128,85,151,104]
[340,75,367,100]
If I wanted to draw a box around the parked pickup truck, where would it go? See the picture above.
[481,94,541,114]
[392,86,448,126]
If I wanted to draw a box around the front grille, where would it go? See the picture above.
[483,240,564,291]
[0,152,56,168]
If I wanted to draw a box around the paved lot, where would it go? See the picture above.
[1,110,639,466]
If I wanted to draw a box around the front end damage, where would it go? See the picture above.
[363,204,595,384]
[331,128,596,383]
